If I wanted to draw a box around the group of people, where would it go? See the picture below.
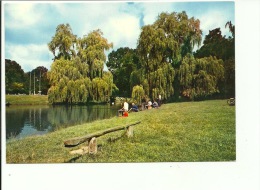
[145,100,159,109]
[142,94,162,110]
[118,95,162,117]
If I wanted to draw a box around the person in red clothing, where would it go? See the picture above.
[123,111,128,117]
[118,101,129,116]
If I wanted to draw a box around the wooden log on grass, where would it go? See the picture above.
[64,121,141,147]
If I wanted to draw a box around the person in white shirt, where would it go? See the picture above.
[146,100,152,109]
[118,101,129,116]
[123,101,129,111]
[158,94,162,106]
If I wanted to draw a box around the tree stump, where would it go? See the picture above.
[88,137,97,154]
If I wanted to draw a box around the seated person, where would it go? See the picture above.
[152,101,159,108]
[118,101,129,116]
[131,103,139,112]
[146,100,152,109]
[123,111,129,117]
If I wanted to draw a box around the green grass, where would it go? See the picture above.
[6,95,49,105]
[6,100,236,163]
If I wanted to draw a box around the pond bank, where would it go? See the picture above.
[5,95,114,105]
[6,95,49,105]
[6,100,236,163]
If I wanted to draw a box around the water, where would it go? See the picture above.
[5,104,121,141]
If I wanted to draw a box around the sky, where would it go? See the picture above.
[3,1,235,72]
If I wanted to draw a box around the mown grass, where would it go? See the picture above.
[6,95,49,105]
[6,100,235,163]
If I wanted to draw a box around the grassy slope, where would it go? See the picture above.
[6,95,49,105]
[6,100,236,163]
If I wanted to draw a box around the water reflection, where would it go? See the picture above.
[6,104,120,140]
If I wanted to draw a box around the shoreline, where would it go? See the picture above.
[6,99,236,163]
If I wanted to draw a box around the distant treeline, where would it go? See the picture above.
[5,59,50,95]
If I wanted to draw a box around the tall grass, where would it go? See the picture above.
[6,100,235,163]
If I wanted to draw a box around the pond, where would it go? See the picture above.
[5,104,121,141]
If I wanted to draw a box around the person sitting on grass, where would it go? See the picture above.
[152,100,159,108]
[118,101,129,116]
[130,103,139,112]
[146,100,152,109]
[122,111,129,117]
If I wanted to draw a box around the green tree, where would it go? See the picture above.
[131,85,145,105]
[91,72,117,102]
[77,29,113,79]
[5,59,26,94]
[102,71,118,98]
[27,66,50,95]
[48,23,77,60]
[137,11,202,101]
[47,24,114,104]
[47,57,91,104]
[107,47,140,97]
[179,54,224,100]
[194,22,235,98]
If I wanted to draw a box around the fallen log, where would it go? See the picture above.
[64,121,141,147]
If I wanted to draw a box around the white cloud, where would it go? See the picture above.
[3,2,235,72]
[77,3,141,50]
[4,3,42,29]
[199,10,231,37]
[141,3,175,25]
[5,43,53,72]
[102,14,141,50]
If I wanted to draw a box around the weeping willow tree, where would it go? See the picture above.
[136,11,202,101]
[77,29,113,79]
[47,24,114,104]
[132,85,145,105]
[179,54,224,100]
[48,24,77,60]
[47,57,91,104]
[91,72,117,102]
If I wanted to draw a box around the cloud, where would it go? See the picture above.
[4,3,43,29]
[3,1,235,72]
[100,14,141,50]
[73,3,141,50]
[199,10,233,37]
[141,2,176,25]
[5,43,53,72]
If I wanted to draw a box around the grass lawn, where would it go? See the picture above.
[6,95,49,105]
[6,99,236,163]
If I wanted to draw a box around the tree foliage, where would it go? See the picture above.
[107,47,140,97]
[136,11,202,101]
[194,21,235,98]
[132,85,145,105]
[5,59,26,94]
[48,23,77,60]
[179,55,224,100]
[29,66,50,95]
[5,59,50,95]
[47,24,114,104]
[47,57,91,104]
[77,29,113,79]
